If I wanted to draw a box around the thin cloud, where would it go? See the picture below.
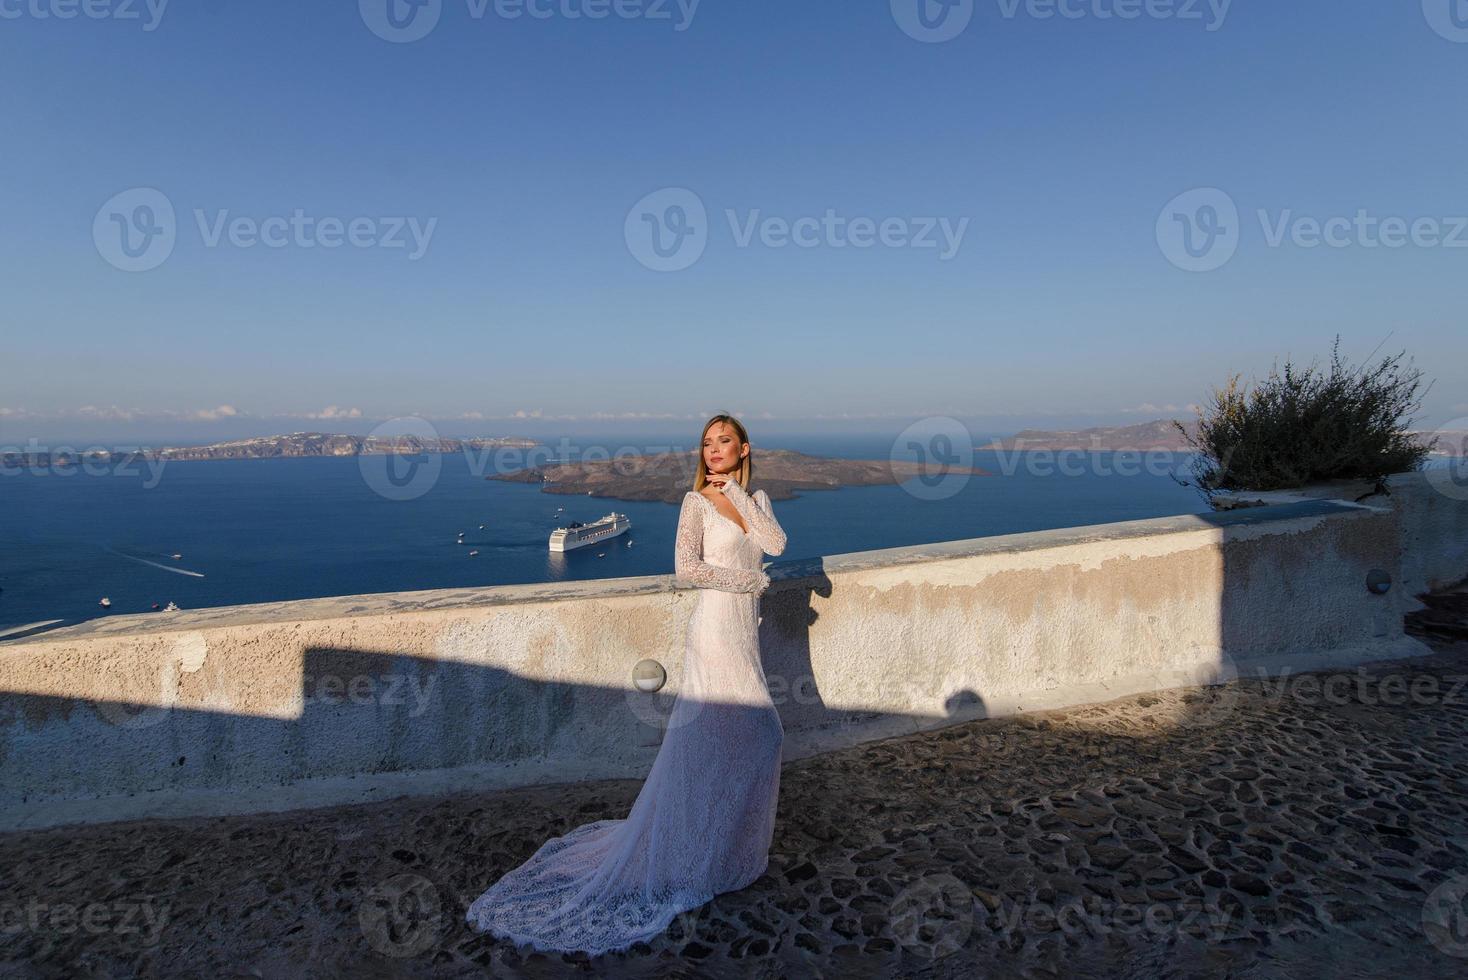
[2,405,252,423]
[190,405,240,421]
[299,406,363,420]
[76,404,137,421]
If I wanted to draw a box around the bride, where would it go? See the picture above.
[465,414,788,955]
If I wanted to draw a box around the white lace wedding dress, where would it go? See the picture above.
[465,478,787,955]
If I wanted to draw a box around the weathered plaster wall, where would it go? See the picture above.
[1,474,1461,831]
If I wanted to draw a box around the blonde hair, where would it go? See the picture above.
[693,414,753,492]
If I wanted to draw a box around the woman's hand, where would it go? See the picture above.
[705,470,732,489]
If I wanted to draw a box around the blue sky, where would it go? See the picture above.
[2,0,1466,445]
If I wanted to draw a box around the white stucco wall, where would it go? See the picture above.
[1,472,1461,831]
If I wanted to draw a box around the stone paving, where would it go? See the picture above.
[3,586,1468,979]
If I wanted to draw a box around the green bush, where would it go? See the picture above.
[1174,336,1436,497]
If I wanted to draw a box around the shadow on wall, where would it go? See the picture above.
[0,583,989,828]
[0,497,1429,831]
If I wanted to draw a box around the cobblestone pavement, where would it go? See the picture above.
[4,586,1468,979]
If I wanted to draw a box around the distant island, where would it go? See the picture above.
[489,449,991,504]
[983,419,1463,456]
[982,420,1200,453]
[8,421,1459,474]
[1,432,537,468]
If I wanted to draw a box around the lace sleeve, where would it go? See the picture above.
[721,481,786,557]
[673,493,769,593]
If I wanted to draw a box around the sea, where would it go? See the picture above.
[0,434,1213,633]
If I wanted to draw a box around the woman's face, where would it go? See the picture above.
[702,422,747,475]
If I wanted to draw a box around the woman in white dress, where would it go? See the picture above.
[465,414,788,956]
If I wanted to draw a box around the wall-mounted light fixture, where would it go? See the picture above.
[632,659,666,693]
[1366,569,1393,595]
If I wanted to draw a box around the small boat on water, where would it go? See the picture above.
[170,553,182,560]
[468,550,479,557]
[162,601,180,612]
[99,597,112,608]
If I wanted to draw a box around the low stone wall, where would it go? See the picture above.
[1,472,1461,831]
[1214,470,1468,597]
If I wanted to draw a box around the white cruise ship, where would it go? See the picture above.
[549,511,632,552]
